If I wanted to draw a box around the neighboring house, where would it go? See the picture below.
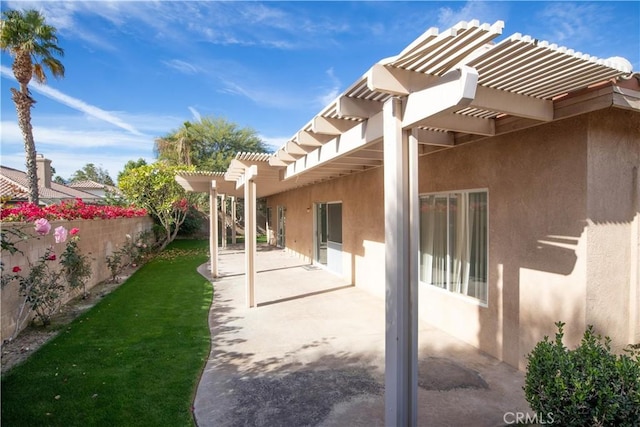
[178,20,640,371]
[0,155,101,205]
[68,180,119,199]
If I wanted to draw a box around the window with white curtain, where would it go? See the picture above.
[419,190,488,303]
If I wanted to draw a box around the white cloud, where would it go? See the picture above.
[163,59,200,75]
[316,67,341,107]
[51,151,155,182]
[218,78,297,109]
[536,3,611,45]
[437,1,504,29]
[259,135,288,153]
[188,107,202,122]
[4,1,118,51]
[1,65,143,136]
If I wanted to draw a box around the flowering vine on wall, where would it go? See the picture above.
[1,198,147,222]
[1,198,151,340]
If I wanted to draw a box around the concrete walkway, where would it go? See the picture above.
[194,245,531,427]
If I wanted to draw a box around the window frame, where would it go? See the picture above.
[418,188,489,307]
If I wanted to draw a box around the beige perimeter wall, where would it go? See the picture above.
[1,216,154,341]
[266,108,639,370]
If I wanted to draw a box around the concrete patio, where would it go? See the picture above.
[194,245,531,427]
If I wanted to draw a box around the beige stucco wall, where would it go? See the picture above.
[418,115,590,369]
[585,108,640,350]
[266,167,385,297]
[265,107,639,370]
[1,216,153,341]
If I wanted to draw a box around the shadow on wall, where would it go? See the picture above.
[491,226,585,369]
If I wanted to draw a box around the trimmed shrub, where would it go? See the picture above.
[524,321,640,427]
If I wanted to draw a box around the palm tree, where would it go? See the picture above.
[154,121,194,167]
[1,9,64,205]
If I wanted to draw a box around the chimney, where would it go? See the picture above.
[36,154,52,189]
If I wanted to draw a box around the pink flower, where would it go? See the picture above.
[12,266,21,273]
[70,228,80,235]
[48,254,57,261]
[34,218,51,235]
[54,226,68,243]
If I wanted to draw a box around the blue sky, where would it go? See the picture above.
[1,1,638,182]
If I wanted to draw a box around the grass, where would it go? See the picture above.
[229,234,267,244]
[1,240,212,427]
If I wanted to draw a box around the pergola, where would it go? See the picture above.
[176,19,636,426]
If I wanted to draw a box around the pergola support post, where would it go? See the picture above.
[220,194,227,249]
[209,181,219,278]
[231,196,237,245]
[383,97,419,426]
[244,166,258,308]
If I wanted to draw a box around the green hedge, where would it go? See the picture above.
[524,322,640,426]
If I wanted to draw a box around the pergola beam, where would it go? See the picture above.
[337,96,382,119]
[276,148,297,164]
[286,140,314,156]
[415,112,495,136]
[403,66,478,128]
[284,111,384,180]
[472,85,553,121]
[367,63,437,95]
[268,156,289,167]
[367,63,553,123]
[297,130,333,147]
[312,116,359,135]
[412,128,455,147]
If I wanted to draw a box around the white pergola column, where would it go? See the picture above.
[240,166,258,308]
[209,181,219,278]
[231,196,237,245]
[220,194,227,249]
[384,97,419,426]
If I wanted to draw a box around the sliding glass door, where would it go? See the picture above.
[315,202,342,274]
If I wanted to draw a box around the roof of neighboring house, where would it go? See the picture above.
[0,165,100,203]
[68,179,106,189]
[0,176,29,201]
[68,180,120,194]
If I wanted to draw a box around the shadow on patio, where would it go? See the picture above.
[194,245,530,427]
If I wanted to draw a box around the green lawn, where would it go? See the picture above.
[1,240,212,427]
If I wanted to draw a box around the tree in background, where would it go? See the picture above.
[1,9,65,205]
[118,162,195,250]
[69,163,115,185]
[155,122,194,166]
[117,158,147,183]
[155,116,269,171]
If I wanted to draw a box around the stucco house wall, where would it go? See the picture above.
[418,114,589,369]
[585,109,640,352]
[266,166,385,298]
[265,107,639,369]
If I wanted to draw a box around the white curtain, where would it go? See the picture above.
[420,192,487,302]
[468,192,487,301]
[420,195,447,288]
[450,193,470,294]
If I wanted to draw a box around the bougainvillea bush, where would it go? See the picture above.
[0,198,147,222]
[1,199,150,338]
